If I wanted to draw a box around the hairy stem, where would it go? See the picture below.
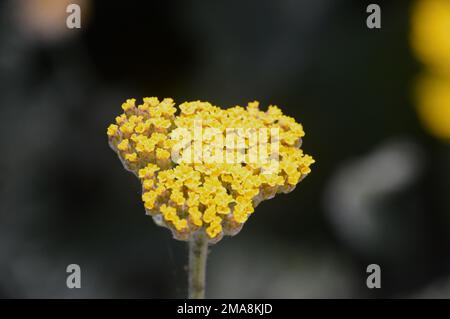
[188,231,208,299]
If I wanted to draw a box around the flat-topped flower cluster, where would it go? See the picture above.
[107,97,314,242]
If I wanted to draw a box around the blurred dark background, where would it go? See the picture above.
[0,0,449,298]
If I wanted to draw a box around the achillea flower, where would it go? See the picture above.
[107,97,314,298]
[107,98,314,243]
[410,0,450,76]
[411,0,450,140]
[415,74,450,140]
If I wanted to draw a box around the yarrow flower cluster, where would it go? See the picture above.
[411,0,450,140]
[107,97,314,243]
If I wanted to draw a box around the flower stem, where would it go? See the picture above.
[188,231,208,299]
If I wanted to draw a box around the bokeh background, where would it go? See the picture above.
[1,0,449,298]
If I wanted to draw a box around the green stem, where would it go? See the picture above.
[188,231,208,299]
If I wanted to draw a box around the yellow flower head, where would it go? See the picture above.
[411,0,450,140]
[107,98,314,243]
[415,74,450,140]
[411,0,450,76]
